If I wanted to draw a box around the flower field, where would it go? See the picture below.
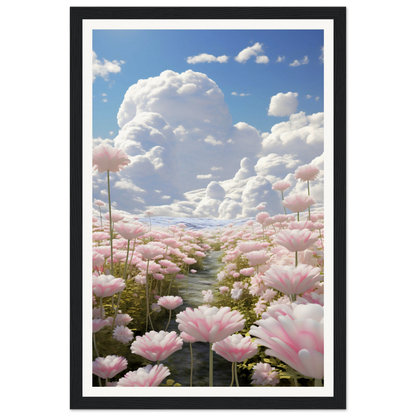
[92,144,324,388]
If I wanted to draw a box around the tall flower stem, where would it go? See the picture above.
[209,343,213,387]
[307,180,311,220]
[234,363,240,387]
[189,343,193,387]
[281,191,287,215]
[297,212,300,222]
[99,206,102,229]
[93,333,100,358]
[99,297,103,320]
[230,362,235,387]
[145,260,150,332]
[127,239,137,278]
[112,240,130,328]
[165,309,172,331]
[166,273,176,297]
[107,170,114,275]
[295,251,298,267]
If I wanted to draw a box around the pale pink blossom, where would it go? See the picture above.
[93,144,130,173]
[251,362,280,386]
[294,164,320,182]
[136,244,165,260]
[131,331,183,361]
[274,230,318,252]
[114,222,147,240]
[95,199,105,207]
[263,264,322,295]
[92,232,110,241]
[93,355,128,379]
[92,319,107,333]
[93,275,126,298]
[212,334,258,362]
[104,211,124,222]
[283,194,315,213]
[250,304,324,379]
[180,332,198,343]
[113,326,134,344]
[244,250,270,266]
[176,306,245,343]
[240,267,255,276]
[219,286,229,294]
[256,212,270,225]
[288,220,315,230]
[231,288,242,300]
[157,296,183,310]
[202,290,214,304]
[272,180,291,192]
[117,364,170,387]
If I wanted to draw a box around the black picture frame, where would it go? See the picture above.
[70,6,346,409]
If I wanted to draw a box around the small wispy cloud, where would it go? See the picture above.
[255,55,269,64]
[289,56,309,67]
[276,55,285,63]
[306,95,312,99]
[187,53,229,64]
[235,42,265,63]
[204,135,224,146]
[93,51,124,82]
[231,92,250,97]
[197,174,214,179]
[316,96,320,101]
[319,46,324,63]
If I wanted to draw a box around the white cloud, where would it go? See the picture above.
[301,56,309,65]
[306,95,312,99]
[235,42,264,63]
[102,93,107,97]
[276,55,285,62]
[231,92,238,96]
[289,60,301,67]
[255,55,269,64]
[95,70,323,219]
[186,53,229,64]
[92,51,124,82]
[319,46,324,63]
[204,135,224,146]
[102,98,108,103]
[268,92,299,117]
[232,92,250,97]
[316,97,320,101]
[109,131,114,136]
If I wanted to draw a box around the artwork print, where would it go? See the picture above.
[88,21,332,396]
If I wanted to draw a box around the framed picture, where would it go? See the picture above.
[70,6,346,409]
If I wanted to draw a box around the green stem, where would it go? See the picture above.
[315,378,322,387]
[111,241,129,329]
[235,362,239,387]
[281,191,287,215]
[145,260,150,333]
[99,297,103,320]
[190,343,193,387]
[93,333,100,358]
[127,239,136,278]
[166,273,176,297]
[307,181,311,220]
[209,343,213,387]
[107,170,114,275]
[165,309,172,331]
[297,212,300,222]
[295,251,298,267]
[230,362,235,387]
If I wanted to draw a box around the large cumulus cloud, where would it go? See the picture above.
[93,70,324,219]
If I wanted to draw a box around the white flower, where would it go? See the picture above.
[113,325,134,344]
[231,288,243,300]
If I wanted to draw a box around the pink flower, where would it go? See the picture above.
[251,362,280,386]
[256,212,270,225]
[288,220,315,230]
[231,288,242,300]
[294,164,320,182]
[136,244,165,260]
[130,331,183,361]
[183,257,197,265]
[117,364,170,387]
[250,304,324,379]
[114,222,147,240]
[212,334,258,362]
[92,232,110,241]
[202,290,214,304]
[176,306,245,343]
[272,180,291,192]
[157,296,183,310]
[263,264,322,295]
[104,211,124,222]
[92,355,128,379]
[180,332,197,343]
[219,286,229,294]
[283,194,315,213]
[93,144,130,173]
[92,252,105,270]
[240,267,255,276]
[95,199,105,207]
[244,250,270,266]
[237,241,265,253]
[113,326,134,344]
[92,319,107,333]
[93,275,126,298]
[274,230,318,252]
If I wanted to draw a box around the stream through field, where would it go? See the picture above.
[160,250,251,387]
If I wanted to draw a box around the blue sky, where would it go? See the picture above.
[93,29,323,139]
